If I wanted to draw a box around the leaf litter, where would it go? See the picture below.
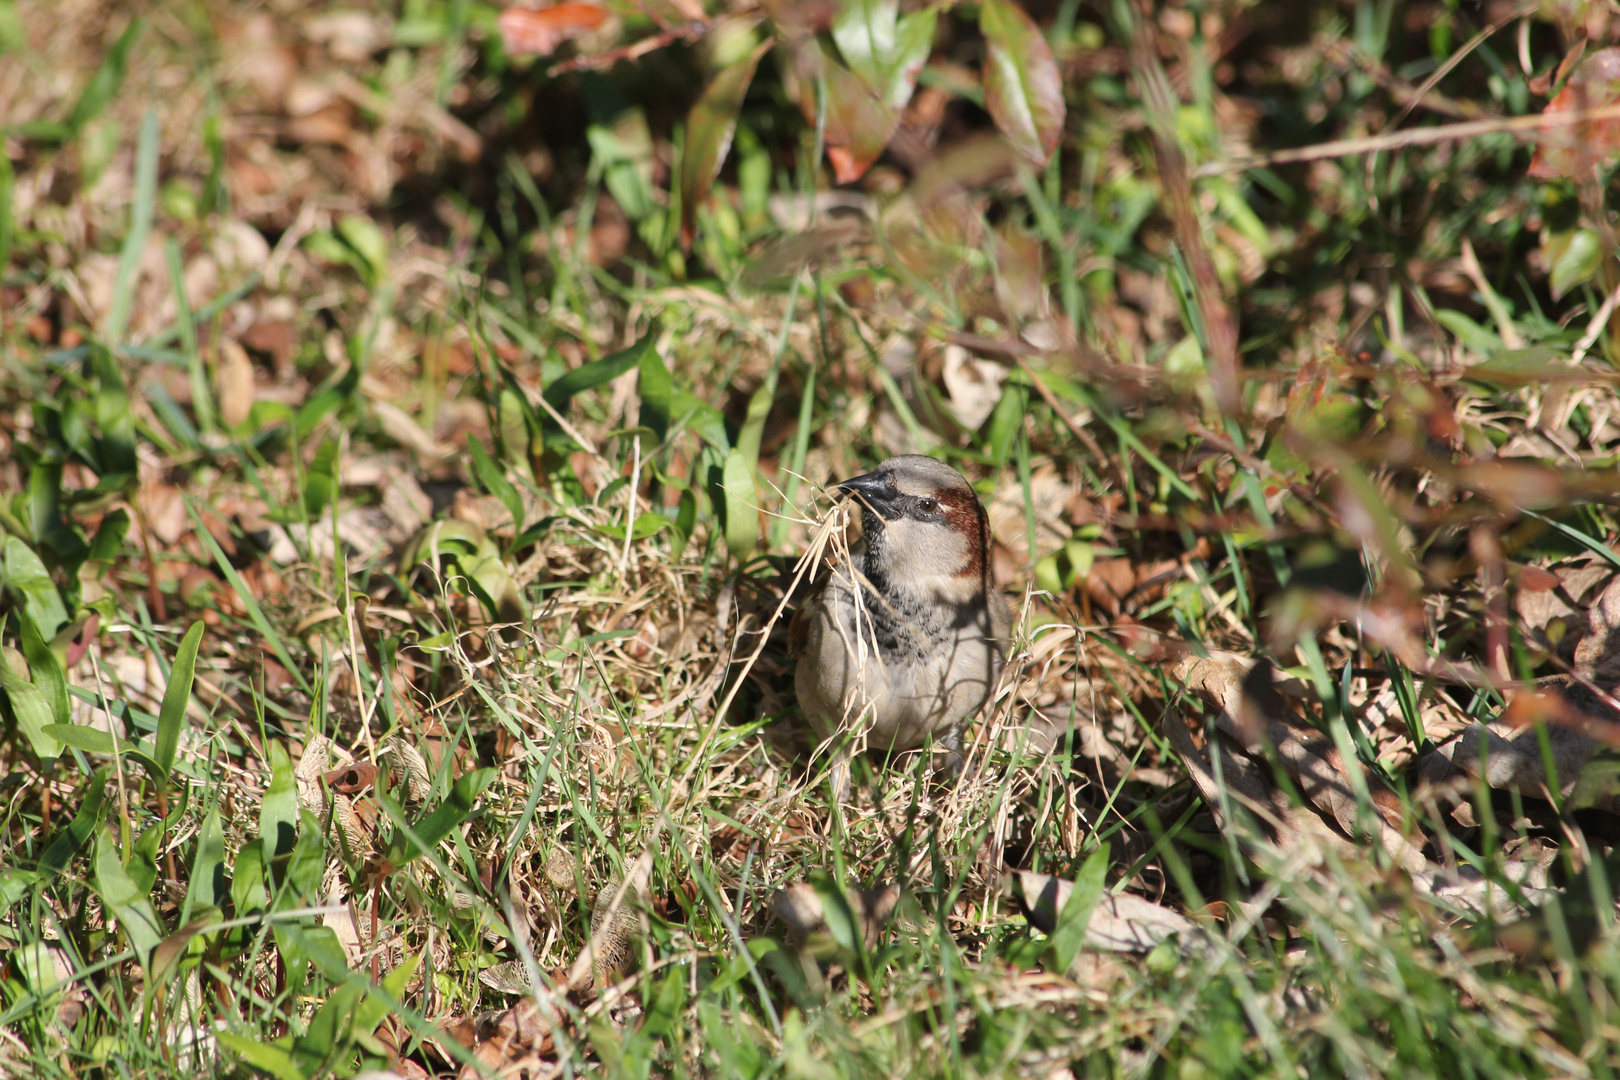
[8,1,1620,1077]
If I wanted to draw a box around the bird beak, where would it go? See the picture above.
[837,470,900,519]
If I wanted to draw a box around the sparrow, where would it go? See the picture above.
[790,454,1012,795]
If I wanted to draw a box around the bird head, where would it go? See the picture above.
[836,455,991,595]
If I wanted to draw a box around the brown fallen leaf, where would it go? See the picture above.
[1163,705,1354,860]
[453,997,560,1080]
[1010,870,1203,955]
[217,337,256,428]
[772,880,900,951]
[1529,47,1620,179]
[498,2,612,58]
[1172,654,1428,872]
[1424,576,1620,811]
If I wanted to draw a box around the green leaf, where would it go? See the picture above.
[383,767,496,867]
[230,839,268,917]
[543,333,658,410]
[832,0,935,111]
[153,621,203,786]
[63,20,142,138]
[293,365,359,439]
[17,605,69,725]
[587,111,657,221]
[277,922,333,993]
[41,723,131,755]
[261,743,299,860]
[303,438,340,517]
[496,383,538,478]
[217,1032,308,1080]
[467,434,525,532]
[90,343,137,480]
[637,346,677,444]
[15,940,68,1012]
[94,826,165,970]
[26,458,65,554]
[808,872,862,955]
[736,383,774,471]
[41,713,166,774]
[127,822,162,897]
[680,393,730,452]
[0,144,12,273]
[1435,309,1503,355]
[278,811,328,908]
[672,489,697,561]
[832,0,898,97]
[459,550,526,622]
[293,977,368,1071]
[182,806,226,923]
[39,770,109,876]
[336,214,389,285]
[61,19,138,135]
[596,512,676,542]
[887,10,936,109]
[980,0,1066,166]
[1047,843,1109,972]
[0,870,34,918]
[2,645,64,760]
[679,41,771,247]
[1550,228,1604,301]
[349,955,419,1035]
[87,508,130,568]
[721,448,758,561]
[5,536,69,641]
[304,230,368,277]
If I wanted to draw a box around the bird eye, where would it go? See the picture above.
[917,498,938,514]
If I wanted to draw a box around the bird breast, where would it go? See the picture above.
[795,564,1003,751]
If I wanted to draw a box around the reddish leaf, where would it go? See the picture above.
[979,0,1065,166]
[680,40,773,248]
[798,42,900,184]
[1529,47,1620,179]
[1516,565,1563,593]
[498,2,612,58]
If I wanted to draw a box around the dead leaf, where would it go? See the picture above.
[453,997,561,1080]
[1010,870,1203,954]
[241,318,295,376]
[217,338,256,428]
[498,2,612,58]
[1530,47,1620,178]
[772,881,900,949]
[1424,576,1620,810]
[940,346,1007,431]
[1171,655,1428,872]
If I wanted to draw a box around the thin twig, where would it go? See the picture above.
[1196,102,1620,177]
[1378,2,1535,136]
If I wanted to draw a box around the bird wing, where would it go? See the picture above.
[988,588,1015,647]
[786,556,836,659]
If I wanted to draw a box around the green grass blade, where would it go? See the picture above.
[104,109,160,346]
[184,496,311,694]
[63,19,141,138]
[153,621,204,785]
